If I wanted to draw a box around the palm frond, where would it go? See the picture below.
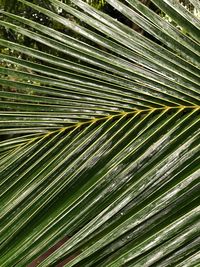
[0,0,199,266]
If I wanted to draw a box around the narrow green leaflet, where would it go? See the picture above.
[0,0,199,266]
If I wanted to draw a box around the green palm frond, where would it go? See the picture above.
[0,0,199,266]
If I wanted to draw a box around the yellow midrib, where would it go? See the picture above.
[26,105,200,143]
[58,104,200,131]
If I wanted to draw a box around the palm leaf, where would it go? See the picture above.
[0,0,199,266]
